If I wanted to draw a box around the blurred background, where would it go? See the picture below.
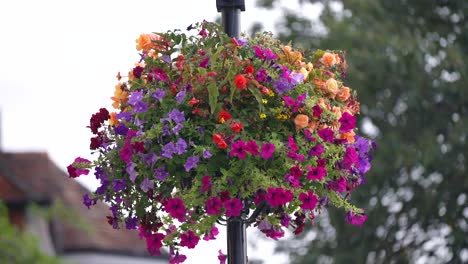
[0,0,466,263]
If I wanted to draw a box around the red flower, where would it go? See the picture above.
[230,122,243,133]
[188,97,200,106]
[244,65,255,74]
[234,74,247,89]
[212,134,228,149]
[218,110,232,123]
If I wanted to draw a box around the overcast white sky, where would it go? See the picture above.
[0,0,323,263]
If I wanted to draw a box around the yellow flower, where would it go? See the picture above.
[262,99,268,104]
[268,90,275,97]
[259,113,267,119]
[276,114,288,120]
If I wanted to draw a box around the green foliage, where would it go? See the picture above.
[0,202,63,264]
[255,0,468,263]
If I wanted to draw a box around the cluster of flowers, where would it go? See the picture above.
[68,21,375,263]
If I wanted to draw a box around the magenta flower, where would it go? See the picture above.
[201,175,211,193]
[218,250,227,264]
[345,211,368,226]
[265,187,293,207]
[306,166,326,181]
[180,230,200,249]
[312,104,323,118]
[224,198,243,217]
[342,147,358,170]
[329,177,347,192]
[203,225,219,241]
[120,144,132,164]
[199,57,210,68]
[299,190,318,211]
[67,157,91,178]
[206,196,223,215]
[287,135,298,151]
[165,198,186,221]
[339,112,356,132]
[260,142,275,159]
[145,233,165,256]
[169,252,187,264]
[318,128,335,143]
[309,144,325,157]
[230,140,247,159]
[246,140,259,155]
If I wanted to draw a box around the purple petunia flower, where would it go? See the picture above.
[154,166,169,181]
[184,155,200,172]
[112,179,126,192]
[116,112,132,122]
[160,55,171,64]
[152,88,166,101]
[255,68,268,82]
[126,162,137,182]
[128,90,144,106]
[172,123,184,135]
[140,178,154,192]
[83,193,95,209]
[114,123,129,136]
[126,216,138,230]
[161,141,176,159]
[165,109,185,123]
[203,149,212,159]
[176,90,186,104]
[175,138,188,154]
[133,101,148,113]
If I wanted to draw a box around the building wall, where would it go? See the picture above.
[62,253,167,264]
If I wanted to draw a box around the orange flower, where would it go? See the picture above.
[338,130,356,143]
[320,52,337,68]
[294,114,309,131]
[336,87,351,101]
[109,112,119,126]
[136,33,163,53]
[234,74,247,89]
[111,83,128,109]
[136,34,153,52]
[308,120,319,131]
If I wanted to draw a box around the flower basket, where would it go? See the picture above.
[68,21,375,263]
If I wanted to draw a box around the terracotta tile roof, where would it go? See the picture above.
[0,151,167,259]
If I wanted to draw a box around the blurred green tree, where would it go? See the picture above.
[0,202,63,264]
[253,0,467,263]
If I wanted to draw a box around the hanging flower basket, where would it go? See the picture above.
[68,21,375,262]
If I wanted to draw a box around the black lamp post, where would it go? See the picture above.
[216,0,245,38]
[216,2,259,263]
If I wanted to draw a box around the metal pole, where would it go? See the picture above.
[216,0,246,38]
[216,2,247,262]
[227,216,247,264]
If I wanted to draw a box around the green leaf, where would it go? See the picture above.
[248,86,265,112]
[207,81,219,114]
